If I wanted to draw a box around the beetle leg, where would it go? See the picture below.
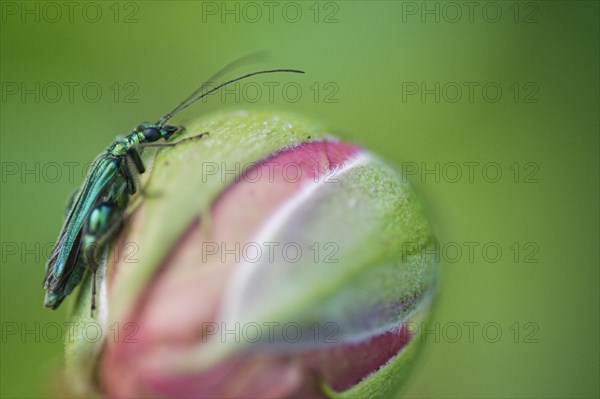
[82,202,124,316]
[140,132,209,148]
[127,148,146,174]
[119,159,137,195]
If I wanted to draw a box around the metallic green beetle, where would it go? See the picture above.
[44,64,304,315]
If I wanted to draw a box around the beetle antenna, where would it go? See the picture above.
[158,52,267,126]
[158,67,304,127]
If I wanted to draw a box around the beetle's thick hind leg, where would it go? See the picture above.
[91,269,97,317]
[82,202,124,316]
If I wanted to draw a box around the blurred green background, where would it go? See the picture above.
[1,1,598,398]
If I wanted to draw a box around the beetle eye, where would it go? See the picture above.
[143,127,161,142]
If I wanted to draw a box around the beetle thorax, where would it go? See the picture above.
[108,132,144,156]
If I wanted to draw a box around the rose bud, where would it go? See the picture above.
[62,111,438,398]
